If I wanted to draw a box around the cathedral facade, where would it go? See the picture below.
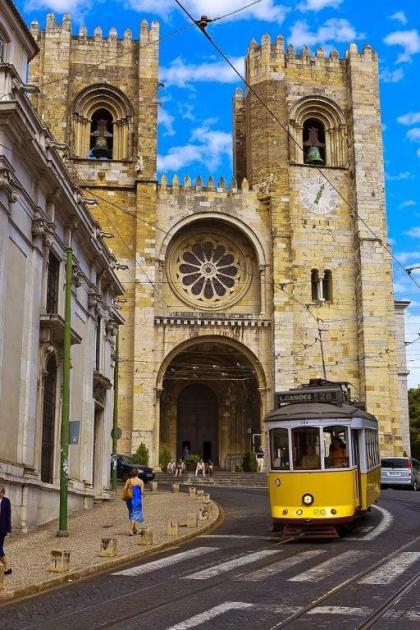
[28,14,410,466]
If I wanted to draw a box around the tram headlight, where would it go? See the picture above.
[274,478,281,487]
[302,493,314,506]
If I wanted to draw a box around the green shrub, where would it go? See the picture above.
[184,453,201,465]
[159,446,172,470]
[242,451,257,472]
[131,442,149,466]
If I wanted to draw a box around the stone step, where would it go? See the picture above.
[155,472,268,487]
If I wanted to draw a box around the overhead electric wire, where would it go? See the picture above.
[172,0,420,292]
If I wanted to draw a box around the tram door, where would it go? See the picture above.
[351,429,361,508]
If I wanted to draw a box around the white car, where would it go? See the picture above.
[381,457,420,491]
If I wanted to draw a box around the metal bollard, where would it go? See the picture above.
[48,549,71,573]
[187,512,198,528]
[188,487,197,496]
[196,489,204,498]
[203,493,211,504]
[150,481,158,491]
[171,483,180,493]
[99,537,118,557]
[167,520,179,537]
[138,526,154,545]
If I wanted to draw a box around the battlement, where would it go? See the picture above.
[245,33,377,85]
[30,13,159,47]
[159,175,256,196]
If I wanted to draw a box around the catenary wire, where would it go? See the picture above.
[172,0,420,292]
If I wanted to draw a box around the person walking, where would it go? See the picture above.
[122,469,144,536]
[256,447,265,473]
[0,484,12,575]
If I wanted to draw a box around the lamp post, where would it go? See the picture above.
[57,247,73,537]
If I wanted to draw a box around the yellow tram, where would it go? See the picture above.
[265,380,381,538]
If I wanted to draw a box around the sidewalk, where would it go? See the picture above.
[0,488,219,603]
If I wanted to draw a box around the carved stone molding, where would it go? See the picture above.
[88,291,103,311]
[0,167,21,205]
[32,208,56,245]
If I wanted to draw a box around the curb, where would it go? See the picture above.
[0,500,221,605]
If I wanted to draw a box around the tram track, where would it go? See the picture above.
[269,531,420,629]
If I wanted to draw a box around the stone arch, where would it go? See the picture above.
[157,336,268,466]
[158,212,266,268]
[71,84,133,160]
[289,95,347,167]
[156,335,267,391]
[158,214,267,314]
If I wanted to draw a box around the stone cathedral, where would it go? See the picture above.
[28,14,410,467]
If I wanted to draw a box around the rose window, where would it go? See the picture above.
[178,241,241,302]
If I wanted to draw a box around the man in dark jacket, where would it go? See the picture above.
[0,484,12,575]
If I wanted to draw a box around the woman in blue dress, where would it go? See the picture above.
[123,468,144,535]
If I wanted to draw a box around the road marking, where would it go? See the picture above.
[387,609,420,621]
[348,505,393,541]
[166,602,253,629]
[200,534,278,542]
[237,550,326,582]
[359,551,420,585]
[183,550,280,580]
[289,550,366,582]
[112,547,218,577]
[307,606,371,617]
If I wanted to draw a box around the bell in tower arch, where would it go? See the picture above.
[90,115,113,159]
[303,121,325,165]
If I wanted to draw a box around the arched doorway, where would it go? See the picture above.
[159,338,264,467]
[177,384,218,462]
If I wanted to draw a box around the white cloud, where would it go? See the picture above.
[384,29,420,63]
[380,68,404,83]
[386,171,413,181]
[399,200,416,209]
[390,11,408,26]
[405,227,420,238]
[398,112,420,125]
[407,128,420,142]
[394,250,420,263]
[298,0,342,11]
[289,18,362,49]
[160,56,243,87]
[124,1,288,22]
[25,0,90,12]
[158,106,175,136]
[158,120,231,172]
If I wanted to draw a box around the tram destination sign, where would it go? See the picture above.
[275,387,343,408]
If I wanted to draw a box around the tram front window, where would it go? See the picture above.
[270,428,290,470]
[292,428,320,470]
[324,425,349,468]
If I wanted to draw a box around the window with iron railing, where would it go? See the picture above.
[46,253,60,314]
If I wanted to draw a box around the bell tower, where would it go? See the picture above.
[29,13,160,456]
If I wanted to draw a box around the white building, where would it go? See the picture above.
[0,0,124,530]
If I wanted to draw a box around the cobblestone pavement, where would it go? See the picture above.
[0,488,217,599]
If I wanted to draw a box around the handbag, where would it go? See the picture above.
[121,481,132,501]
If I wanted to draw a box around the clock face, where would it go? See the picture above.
[300,176,339,215]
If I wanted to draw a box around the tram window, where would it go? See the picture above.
[292,428,320,470]
[366,429,379,468]
[324,426,349,468]
[270,428,290,470]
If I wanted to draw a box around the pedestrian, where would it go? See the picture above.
[0,484,12,575]
[122,468,144,536]
[166,459,176,474]
[174,458,184,477]
[205,460,214,476]
[182,444,189,460]
[256,446,265,473]
[195,459,205,477]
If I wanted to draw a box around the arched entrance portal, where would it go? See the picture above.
[177,384,218,462]
[159,339,263,468]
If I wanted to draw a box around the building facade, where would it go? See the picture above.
[28,14,410,466]
[0,1,123,529]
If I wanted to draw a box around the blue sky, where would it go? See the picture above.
[15,0,420,384]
